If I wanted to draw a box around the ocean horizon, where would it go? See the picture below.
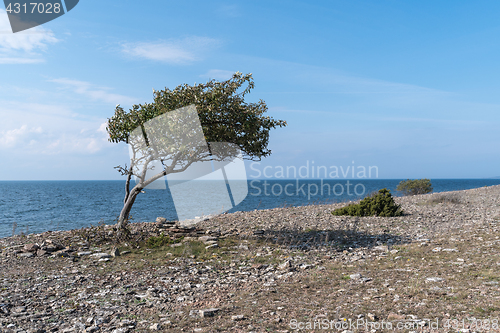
[1,178,500,238]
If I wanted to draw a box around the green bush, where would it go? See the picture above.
[145,233,179,248]
[396,179,433,196]
[332,188,403,217]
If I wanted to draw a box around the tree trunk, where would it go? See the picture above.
[116,188,140,229]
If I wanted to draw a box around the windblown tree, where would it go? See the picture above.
[396,179,433,196]
[107,72,287,229]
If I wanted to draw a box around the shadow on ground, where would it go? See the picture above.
[247,227,412,252]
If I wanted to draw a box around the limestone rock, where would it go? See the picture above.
[23,243,39,252]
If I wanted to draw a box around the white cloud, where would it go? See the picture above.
[97,122,108,133]
[0,125,42,148]
[0,9,59,64]
[122,36,220,64]
[200,69,235,80]
[49,78,136,105]
[0,101,111,155]
[37,133,106,155]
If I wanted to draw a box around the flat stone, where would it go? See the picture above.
[119,319,136,327]
[231,314,245,321]
[156,217,167,224]
[111,248,120,257]
[149,323,161,331]
[111,328,129,333]
[200,308,219,318]
[426,277,444,282]
[373,245,388,252]
[12,306,27,313]
[278,260,291,270]
[77,251,93,256]
[91,253,111,259]
[18,252,34,258]
[190,308,219,318]
[198,236,217,242]
[442,248,458,252]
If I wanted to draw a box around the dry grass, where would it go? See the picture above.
[424,193,462,205]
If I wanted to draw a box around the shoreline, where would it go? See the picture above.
[2,183,500,241]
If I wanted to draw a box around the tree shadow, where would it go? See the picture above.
[248,224,412,252]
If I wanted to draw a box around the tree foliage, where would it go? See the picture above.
[107,72,286,160]
[331,188,403,217]
[396,179,433,196]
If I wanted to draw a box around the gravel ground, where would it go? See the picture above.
[1,185,500,333]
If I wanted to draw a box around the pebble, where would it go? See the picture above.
[426,277,444,282]
[232,314,245,321]
[278,260,292,270]
[149,323,161,330]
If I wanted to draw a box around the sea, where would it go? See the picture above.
[1,179,500,238]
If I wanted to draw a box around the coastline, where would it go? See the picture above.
[2,178,500,239]
[1,185,500,332]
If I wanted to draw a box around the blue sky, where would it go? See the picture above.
[1,0,499,180]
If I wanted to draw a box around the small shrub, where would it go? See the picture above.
[332,188,403,217]
[396,179,433,196]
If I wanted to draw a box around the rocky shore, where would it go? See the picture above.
[1,185,500,332]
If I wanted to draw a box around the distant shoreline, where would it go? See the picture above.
[1,177,500,181]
